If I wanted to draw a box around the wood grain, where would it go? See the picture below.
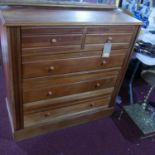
[85,34,132,44]
[86,25,136,34]
[109,26,141,107]
[22,45,81,56]
[22,55,125,78]
[24,97,111,127]
[9,27,24,129]
[0,6,141,140]
[22,49,128,63]
[22,34,83,48]
[1,26,23,130]
[0,7,142,26]
[84,43,130,51]
[15,107,114,141]
[23,76,117,103]
[24,88,114,114]
[23,68,120,91]
[22,45,129,58]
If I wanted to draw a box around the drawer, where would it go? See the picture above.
[86,25,135,34]
[85,34,132,44]
[23,76,117,103]
[23,68,120,91]
[24,94,111,127]
[22,46,129,64]
[22,55,125,78]
[84,43,130,51]
[22,27,84,36]
[22,34,82,48]
[22,49,128,63]
[24,88,114,114]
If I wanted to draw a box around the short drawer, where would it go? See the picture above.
[23,76,117,103]
[22,34,82,48]
[22,55,125,78]
[84,43,130,51]
[86,25,135,34]
[22,27,84,36]
[85,34,132,44]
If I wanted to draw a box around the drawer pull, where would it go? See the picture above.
[47,91,53,96]
[44,112,51,117]
[107,37,113,43]
[101,60,107,65]
[96,82,101,88]
[90,103,95,107]
[49,66,55,71]
[51,38,57,43]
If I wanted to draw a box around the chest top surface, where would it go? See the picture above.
[0,7,142,26]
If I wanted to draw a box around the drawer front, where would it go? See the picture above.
[23,68,120,91]
[22,49,128,63]
[22,35,82,48]
[23,55,125,78]
[86,25,135,34]
[23,76,117,103]
[24,88,114,115]
[22,45,128,63]
[22,27,84,36]
[85,34,132,44]
[22,45,81,56]
[24,94,111,127]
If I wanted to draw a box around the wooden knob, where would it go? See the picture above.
[47,91,53,96]
[96,82,101,88]
[44,112,50,117]
[101,60,107,65]
[49,66,55,71]
[51,38,57,43]
[107,37,112,42]
[90,103,95,107]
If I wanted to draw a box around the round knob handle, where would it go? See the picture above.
[96,82,101,88]
[101,60,107,65]
[51,38,57,43]
[47,91,53,96]
[44,112,51,117]
[49,66,55,71]
[107,37,112,42]
[90,103,95,107]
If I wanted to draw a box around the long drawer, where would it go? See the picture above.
[24,93,112,127]
[23,75,117,103]
[23,68,120,91]
[22,43,129,57]
[22,49,128,63]
[24,88,114,114]
[22,55,125,78]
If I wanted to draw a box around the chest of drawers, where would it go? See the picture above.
[0,7,142,140]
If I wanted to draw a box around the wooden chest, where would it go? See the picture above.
[0,7,142,140]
